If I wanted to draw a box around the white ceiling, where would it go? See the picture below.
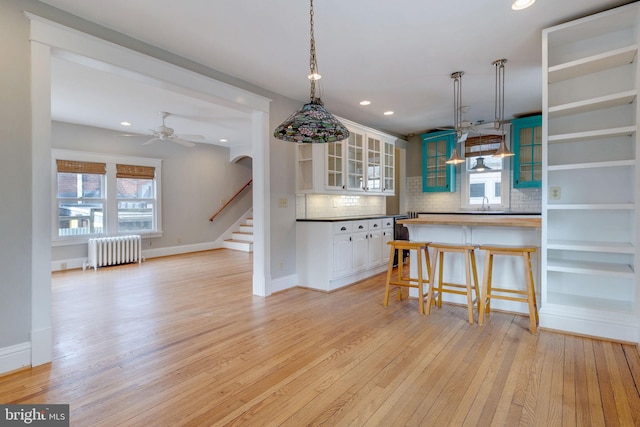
[41,0,634,145]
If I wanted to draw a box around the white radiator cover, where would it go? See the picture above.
[87,235,142,269]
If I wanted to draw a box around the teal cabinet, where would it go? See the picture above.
[421,131,456,192]
[512,115,542,188]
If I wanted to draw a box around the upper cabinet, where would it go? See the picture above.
[541,3,639,343]
[512,115,542,188]
[421,130,455,192]
[296,118,396,195]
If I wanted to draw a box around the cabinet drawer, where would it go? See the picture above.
[333,222,352,234]
[352,221,369,232]
[381,217,394,229]
[368,219,383,231]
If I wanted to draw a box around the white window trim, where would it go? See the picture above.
[460,157,511,210]
[459,124,512,211]
[51,149,163,246]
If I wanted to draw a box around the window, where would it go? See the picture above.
[460,130,510,210]
[53,150,162,243]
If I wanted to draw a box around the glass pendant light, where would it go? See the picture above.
[273,0,349,143]
[492,59,514,158]
[446,71,466,165]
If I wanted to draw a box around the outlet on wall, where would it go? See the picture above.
[549,186,561,200]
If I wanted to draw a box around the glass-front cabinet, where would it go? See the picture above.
[383,140,395,193]
[512,115,542,188]
[346,128,366,191]
[421,130,455,192]
[326,140,345,190]
[295,118,395,195]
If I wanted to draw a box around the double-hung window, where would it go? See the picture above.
[460,129,511,210]
[53,150,162,243]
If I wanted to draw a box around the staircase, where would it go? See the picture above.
[223,217,254,252]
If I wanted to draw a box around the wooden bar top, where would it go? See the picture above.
[398,214,541,228]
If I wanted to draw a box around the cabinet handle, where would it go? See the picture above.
[358,225,364,229]
[349,236,352,241]
[373,224,378,228]
[341,226,347,231]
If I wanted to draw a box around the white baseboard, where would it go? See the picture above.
[0,342,31,374]
[51,242,225,272]
[270,274,297,294]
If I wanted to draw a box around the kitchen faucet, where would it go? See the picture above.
[481,196,489,211]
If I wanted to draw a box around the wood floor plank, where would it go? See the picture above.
[1,249,638,426]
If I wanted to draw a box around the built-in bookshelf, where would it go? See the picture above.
[542,3,639,343]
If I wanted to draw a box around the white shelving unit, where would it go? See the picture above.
[542,3,639,343]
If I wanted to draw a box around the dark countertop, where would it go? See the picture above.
[296,214,407,222]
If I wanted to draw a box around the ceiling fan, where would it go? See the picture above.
[120,112,204,147]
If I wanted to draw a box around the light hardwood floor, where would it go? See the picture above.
[2,249,639,426]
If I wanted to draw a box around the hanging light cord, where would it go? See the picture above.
[309,0,318,102]
[452,71,464,139]
[494,59,506,131]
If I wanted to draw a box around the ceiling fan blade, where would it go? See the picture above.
[116,133,146,137]
[169,136,196,147]
[142,138,159,145]
[175,134,205,140]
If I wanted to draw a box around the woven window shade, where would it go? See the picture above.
[56,160,106,174]
[116,164,155,179]
[464,135,503,158]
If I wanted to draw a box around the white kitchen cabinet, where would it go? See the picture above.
[296,218,393,291]
[542,3,639,343]
[381,217,394,265]
[296,118,395,195]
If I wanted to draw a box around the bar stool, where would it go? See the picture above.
[428,243,480,324]
[478,245,538,334]
[384,241,431,314]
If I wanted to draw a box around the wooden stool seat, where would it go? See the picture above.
[428,243,480,324]
[478,245,539,334]
[384,241,431,314]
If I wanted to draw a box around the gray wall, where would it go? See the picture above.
[0,0,33,349]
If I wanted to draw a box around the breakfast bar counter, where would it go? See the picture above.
[397,214,542,316]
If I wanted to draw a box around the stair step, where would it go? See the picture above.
[232,231,253,242]
[239,224,253,233]
[246,218,253,225]
[223,239,253,252]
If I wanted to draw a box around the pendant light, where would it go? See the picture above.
[492,59,514,158]
[445,71,466,165]
[470,134,492,171]
[273,0,349,143]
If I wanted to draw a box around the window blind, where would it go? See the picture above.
[464,135,503,158]
[116,164,155,179]
[56,160,106,174]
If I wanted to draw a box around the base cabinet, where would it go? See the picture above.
[297,218,393,292]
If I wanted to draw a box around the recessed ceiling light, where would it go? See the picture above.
[120,121,131,126]
[512,0,535,10]
[383,111,394,116]
[219,139,228,143]
[359,100,371,106]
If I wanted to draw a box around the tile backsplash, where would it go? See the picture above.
[296,194,385,219]
[406,175,541,213]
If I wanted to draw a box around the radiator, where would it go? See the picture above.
[87,235,142,270]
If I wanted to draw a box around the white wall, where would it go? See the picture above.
[51,121,253,264]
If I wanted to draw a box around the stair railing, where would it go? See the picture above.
[209,179,253,221]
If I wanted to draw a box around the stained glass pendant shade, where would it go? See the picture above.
[273,0,349,143]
